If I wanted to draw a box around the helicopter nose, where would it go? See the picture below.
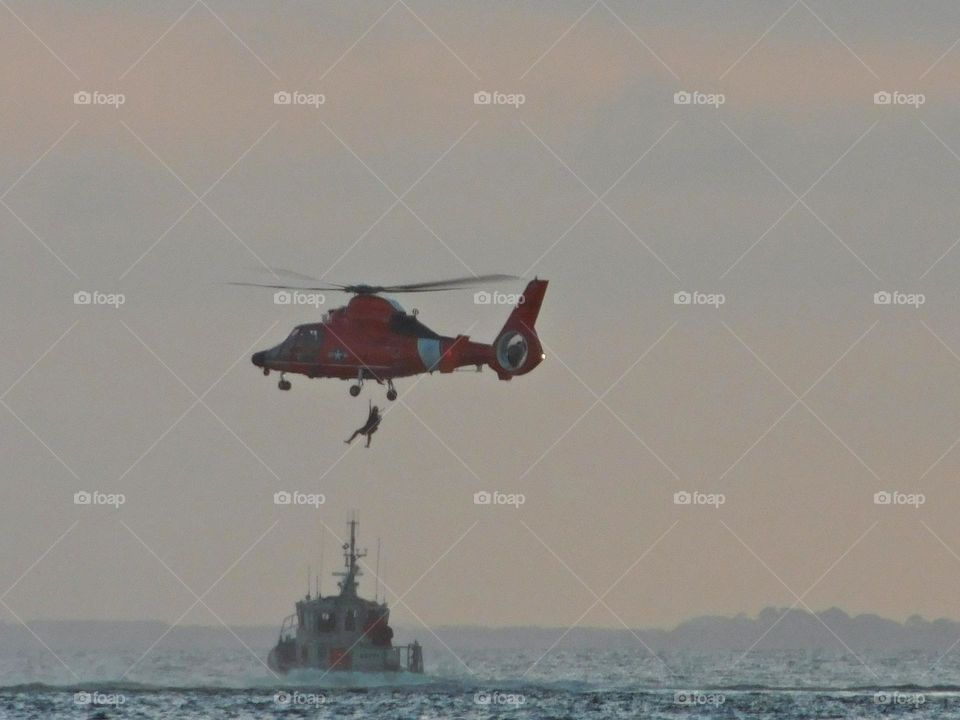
[251,351,266,367]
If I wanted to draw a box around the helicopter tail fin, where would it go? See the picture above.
[490,279,548,379]
[500,279,548,335]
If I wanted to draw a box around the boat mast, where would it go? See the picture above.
[318,530,324,598]
[334,512,366,597]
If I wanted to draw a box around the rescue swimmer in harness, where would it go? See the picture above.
[345,401,382,448]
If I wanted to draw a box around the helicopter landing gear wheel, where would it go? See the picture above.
[262,367,270,376]
[386,380,397,402]
[350,370,364,397]
[278,374,291,391]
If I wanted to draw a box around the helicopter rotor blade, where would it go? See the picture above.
[244,267,349,287]
[228,281,345,292]
[230,273,521,294]
[361,274,521,294]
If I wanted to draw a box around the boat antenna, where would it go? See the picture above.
[318,525,324,597]
[375,537,382,603]
[307,565,311,600]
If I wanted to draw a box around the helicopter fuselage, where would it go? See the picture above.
[251,279,548,398]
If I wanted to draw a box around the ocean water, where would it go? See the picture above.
[3,645,960,718]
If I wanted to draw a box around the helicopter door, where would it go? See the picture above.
[417,338,441,371]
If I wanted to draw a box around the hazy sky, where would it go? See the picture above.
[4,0,960,650]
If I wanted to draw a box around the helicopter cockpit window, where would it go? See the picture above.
[282,328,324,362]
[288,328,323,347]
[306,328,323,347]
[286,328,301,342]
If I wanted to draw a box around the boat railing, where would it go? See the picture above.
[399,641,424,673]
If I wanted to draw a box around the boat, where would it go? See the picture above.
[267,516,423,674]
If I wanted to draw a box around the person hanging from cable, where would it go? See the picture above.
[345,400,382,448]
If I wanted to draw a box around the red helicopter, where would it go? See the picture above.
[235,273,548,400]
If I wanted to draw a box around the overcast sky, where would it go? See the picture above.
[3,1,960,641]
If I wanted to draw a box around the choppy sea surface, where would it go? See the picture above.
[4,645,960,718]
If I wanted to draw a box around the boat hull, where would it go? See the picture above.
[267,640,422,674]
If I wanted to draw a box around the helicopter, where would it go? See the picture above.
[234,273,548,400]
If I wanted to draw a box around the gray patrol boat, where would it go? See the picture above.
[267,517,424,674]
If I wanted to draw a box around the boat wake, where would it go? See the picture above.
[6,677,960,695]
